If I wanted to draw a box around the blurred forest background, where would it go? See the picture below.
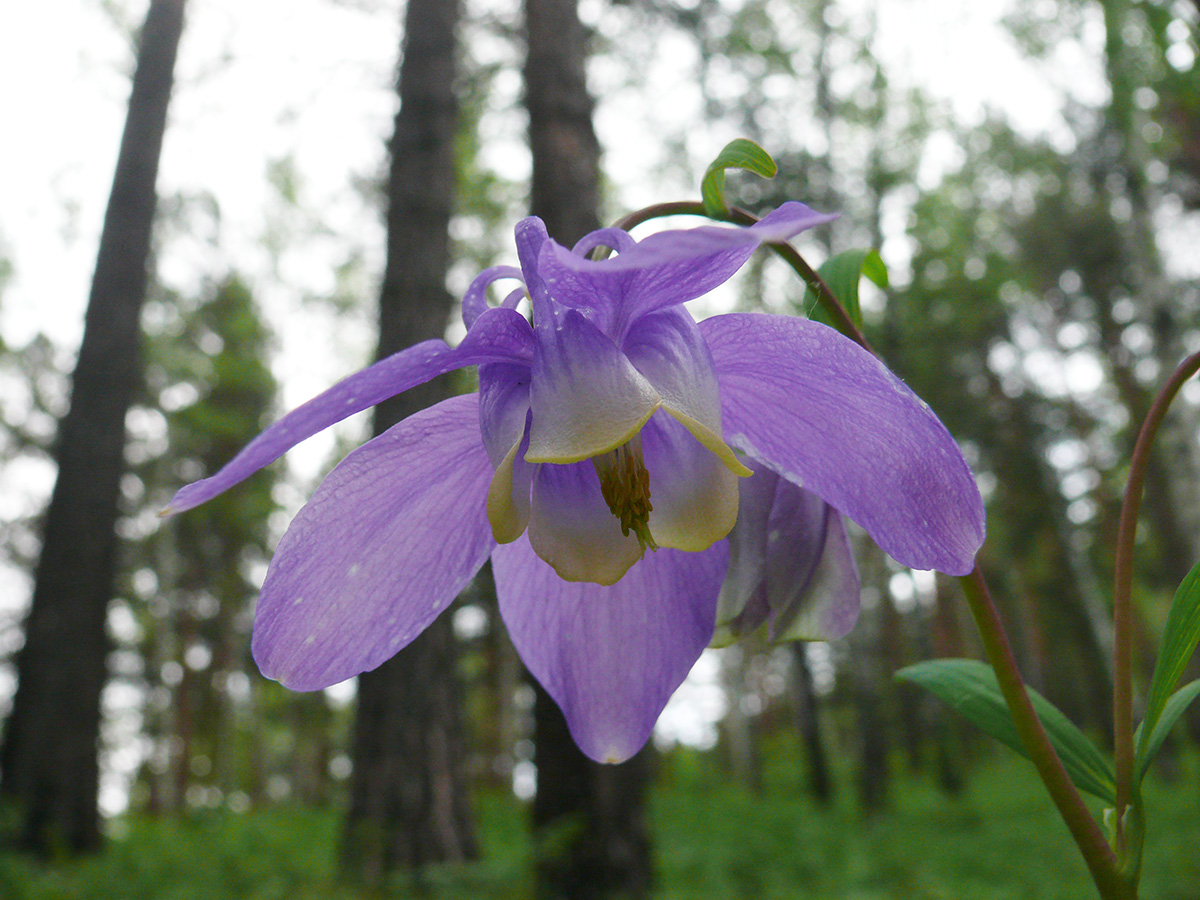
[1,0,1199,897]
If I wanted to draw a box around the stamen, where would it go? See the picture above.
[592,435,657,551]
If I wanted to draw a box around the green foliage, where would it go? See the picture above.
[700,139,777,218]
[1136,557,1200,780]
[898,659,1116,803]
[3,756,1197,899]
[1136,680,1200,785]
[803,248,886,331]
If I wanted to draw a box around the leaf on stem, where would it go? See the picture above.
[898,658,1116,803]
[803,248,886,332]
[1135,679,1200,782]
[1135,557,1200,778]
[700,139,777,218]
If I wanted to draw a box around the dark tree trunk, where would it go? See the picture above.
[0,0,186,856]
[525,0,602,242]
[852,546,890,814]
[791,644,833,805]
[340,0,477,883]
[532,685,653,900]
[523,1,652,897]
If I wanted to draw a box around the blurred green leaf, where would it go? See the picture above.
[701,139,777,217]
[1135,558,1200,776]
[803,248,887,331]
[1135,679,1200,782]
[898,658,1116,802]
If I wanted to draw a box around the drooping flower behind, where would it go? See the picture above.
[165,203,985,763]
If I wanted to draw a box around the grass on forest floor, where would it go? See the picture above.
[1,748,1196,900]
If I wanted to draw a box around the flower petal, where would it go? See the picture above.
[526,459,645,584]
[715,467,782,639]
[478,362,535,544]
[767,492,860,642]
[461,265,524,329]
[486,428,535,544]
[622,307,721,435]
[640,411,738,552]
[492,535,727,763]
[164,305,533,514]
[623,306,750,478]
[700,313,985,576]
[539,202,836,338]
[251,394,495,690]
[478,362,531,466]
[526,307,660,463]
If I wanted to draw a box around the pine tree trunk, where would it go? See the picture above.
[792,644,833,805]
[523,1,652,896]
[340,0,477,882]
[0,0,186,855]
[532,685,653,900]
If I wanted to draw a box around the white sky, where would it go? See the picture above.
[0,0,1120,813]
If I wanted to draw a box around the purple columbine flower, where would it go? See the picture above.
[164,203,984,763]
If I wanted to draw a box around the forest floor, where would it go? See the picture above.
[1,745,1196,899]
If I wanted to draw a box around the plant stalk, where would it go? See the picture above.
[960,567,1134,900]
[1111,350,1200,844]
[614,196,1139,897]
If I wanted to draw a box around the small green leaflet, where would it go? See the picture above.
[803,248,887,332]
[1135,557,1200,777]
[898,658,1116,803]
[700,139,777,218]
[1135,679,1200,782]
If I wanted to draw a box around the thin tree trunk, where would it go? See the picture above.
[524,1,652,896]
[340,0,477,882]
[0,0,186,855]
[792,644,833,805]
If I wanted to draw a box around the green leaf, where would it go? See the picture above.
[898,659,1116,803]
[803,248,887,331]
[1135,679,1200,782]
[861,249,889,289]
[701,139,777,218]
[1135,558,1200,774]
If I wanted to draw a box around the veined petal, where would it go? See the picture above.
[768,493,860,643]
[539,202,836,340]
[526,460,645,585]
[164,305,533,515]
[478,361,531,466]
[623,307,751,478]
[700,313,985,576]
[715,467,782,638]
[623,307,721,435]
[526,308,660,463]
[251,394,495,690]
[640,411,738,552]
[492,535,726,763]
[714,469,860,644]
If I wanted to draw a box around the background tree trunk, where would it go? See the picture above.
[523,1,653,897]
[339,0,477,883]
[0,0,186,855]
[792,643,834,805]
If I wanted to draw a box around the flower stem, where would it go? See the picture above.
[960,566,1134,900]
[1111,349,1200,846]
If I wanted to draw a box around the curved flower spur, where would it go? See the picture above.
[164,202,985,763]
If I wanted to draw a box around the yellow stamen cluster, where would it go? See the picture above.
[593,436,657,551]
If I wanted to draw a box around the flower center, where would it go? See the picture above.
[592,435,657,552]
